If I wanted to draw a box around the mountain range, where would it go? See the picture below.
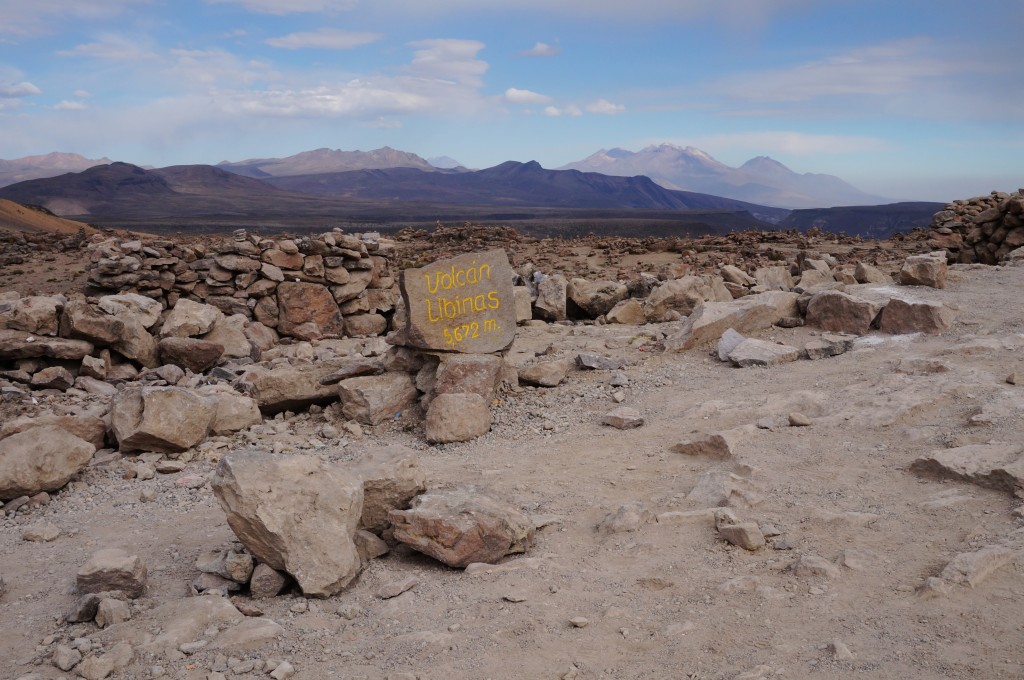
[217,146,438,178]
[559,144,888,209]
[0,152,113,189]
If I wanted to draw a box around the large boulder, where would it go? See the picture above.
[211,452,363,597]
[804,291,883,335]
[432,354,503,402]
[0,328,93,361]
[899,253,947,288]
[350,444,427,533]
[337,373,418,426]
[110,312,160,368]
[59,300,125,345]
[664,298,780,351]
[160,299,223,338]
[276,282,344,340]
[243,359,351,414]
[644,276,711,321]
[97,294,163,329]
[910,443,1024,495]
[425,393,492,443]
[77,549,147,598]
[0,413,107,450]
[157,337,225,373]
[533,274,567,322]
[203,314,253,360]
[0,295,63,335]
[605,298,646,325]
[0,425,95,500]
[567,278,628,318]
[878,298,956,335]
[198,386,263,435]
[390,487,535,568]
[110,385,216,453]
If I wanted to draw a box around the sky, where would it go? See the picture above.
[0,0,1021,202]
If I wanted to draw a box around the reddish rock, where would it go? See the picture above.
[276,282,344,340]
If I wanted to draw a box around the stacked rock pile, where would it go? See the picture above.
[928,189,1024,264]
[84,228,397,340]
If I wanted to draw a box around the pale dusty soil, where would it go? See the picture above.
[2,252,1024,680]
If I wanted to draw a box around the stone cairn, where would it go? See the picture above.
[85,228,396,340]
[928,189,1024,264]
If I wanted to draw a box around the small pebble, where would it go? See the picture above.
[788,412,811,427]
[569,617,589,628]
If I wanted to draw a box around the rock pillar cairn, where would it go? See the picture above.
[398,249,517,354]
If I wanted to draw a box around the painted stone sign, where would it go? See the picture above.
[399,248,516,353]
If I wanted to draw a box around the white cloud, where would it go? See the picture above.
[684,131,889,155]
[0,0,147,36]
[0,81,42,97]
[266,28,382,49]
[406,39,487,87]
[58,34,158,61]
[504,87,551,105]
[520,41,560,58]
[167,48,279,87]
[55,100,87,110]
[543,104,581,117]
[586,98,624,114]
[205,0,356,14]
[73,89,91,98]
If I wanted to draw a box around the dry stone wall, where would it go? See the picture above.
[85,228,397,341]
[928,189,1024,264]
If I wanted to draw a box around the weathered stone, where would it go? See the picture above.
[262,248,304,270]
[400,249,517,353]
[212,451,363,597]
[795,268,837,292]
[277,282,344,340]
[728,338,800,367]
[66,593,103,623]
[513,286,533,323]
[687,470,762,508]
[337,372,418,425]
[21,521,60,542]
[644,276,711,320]
[210,617,286,653]
[854,262,890,284]
[158,337,225,373]
[390,487,535,568]
[426,392,492,443]
[350,444,427,532]
[720,265,756,286]
[605,298,646,325]
[900,253,947,288]
[199,387,263,435]
[59,300,125,344]
[110,312,159,368]
[0,425,94,500]
[160,298,223,338]
[598,502,655,534]
[329,270,373,303]
[518,358,573,387]
[878,298,955,335]
[345,313,387,337]
[203,314,253,359]
[110,385,216,453]
[249,563,288,598]
[80,354,107,379]
[52,644,82,671]
[803,332,856,359]
[753,266,794,291]
[910,443,1024,495]
[601,407,643,429]
[567,278,628,318]
[433,354,503,401]
[215,254,261,272]
[77,549,147,598]
[805,290,883,335]
[29,365,75,390]
[671,430,745,458]
[95,597,132,628]
[97,294,163,329]
[664,298,780,351]
[244,359,350,414]
[0,295,62,334]
[718,521,765,551]
[791,554,840,579]
[0,328,93,361]
[939,545,1015,587]
[717,328,746,361]
[376,575,419,600]
[533,273,568,322]
[354,529,390,562]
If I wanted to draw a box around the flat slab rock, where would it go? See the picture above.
[910,443,1024,495]
[389,487,535,568]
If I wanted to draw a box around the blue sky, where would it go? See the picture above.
[0,0,1020,202]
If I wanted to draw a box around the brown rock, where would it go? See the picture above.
[77,549,147,598]
[899,253,948,288]
[399,249,517,353]
[605,298,646,325]
[390,487,535,568]
[878,298,956,335]
[351,444,427,532]
[59,300,125,344]
[518,358,573,387]
[601,407,644,429]
[29,365,75,390]
[249,563,288,599]
[337,372,418,426]
[160,298,223,338]
[344,313,387,337]
[276,282,344,340]
[533,273,568,322]
[664,298,780,351]
[212,451,363,597]
[805,290,883,335]
[433,353,503,401]
[718,521,765,551]
[567,278,628,318]
[425,392,492,443]
[0,425,95,500]
[110,385,216,453]
[158,337,225,373]
[0,328,94,361]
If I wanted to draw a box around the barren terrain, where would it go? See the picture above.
[1,225,1023,680]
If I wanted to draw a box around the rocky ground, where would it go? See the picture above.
[2,225,1024,680]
